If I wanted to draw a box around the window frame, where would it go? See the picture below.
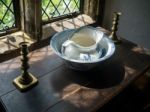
[0,0,102,40]
[42,0,84,25]
[0,0,21,37]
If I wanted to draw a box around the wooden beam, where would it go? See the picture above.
[13,0,21,30]
[23,0,42,41]
[83,0,100,20]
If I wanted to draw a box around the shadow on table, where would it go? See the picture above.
[47,61,125,112]
[63,38,150,89]
[67,60,125,89]
[0,99,6,112]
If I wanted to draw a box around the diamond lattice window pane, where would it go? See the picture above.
[0,0,15,31]
[42,0,80,21]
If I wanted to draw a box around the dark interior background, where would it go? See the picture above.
[102,0,150,49]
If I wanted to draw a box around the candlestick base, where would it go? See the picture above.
[109,36,121,44]
[13,73,38,92]
[113,40,121,44]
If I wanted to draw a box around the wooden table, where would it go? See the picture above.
[0,39,150,112]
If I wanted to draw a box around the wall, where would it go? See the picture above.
[102,0,150,49]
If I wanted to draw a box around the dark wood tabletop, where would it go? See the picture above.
[0,38,150,112]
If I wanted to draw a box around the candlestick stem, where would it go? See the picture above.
[109,12,122,44]
[13,42,38,92]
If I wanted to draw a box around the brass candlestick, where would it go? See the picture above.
[109,12,122,44]
[13,42,38,92]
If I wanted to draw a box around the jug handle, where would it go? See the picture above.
[61,40,74,54]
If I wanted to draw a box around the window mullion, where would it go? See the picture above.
[23,0,42,41]
[12,0,21,30]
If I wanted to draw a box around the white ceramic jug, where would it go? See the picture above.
[61,26,104,61]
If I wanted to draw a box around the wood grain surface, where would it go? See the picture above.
[0,39,150,112]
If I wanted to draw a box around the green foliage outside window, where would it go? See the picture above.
[42,0,80,21]
[0,0,15,31]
